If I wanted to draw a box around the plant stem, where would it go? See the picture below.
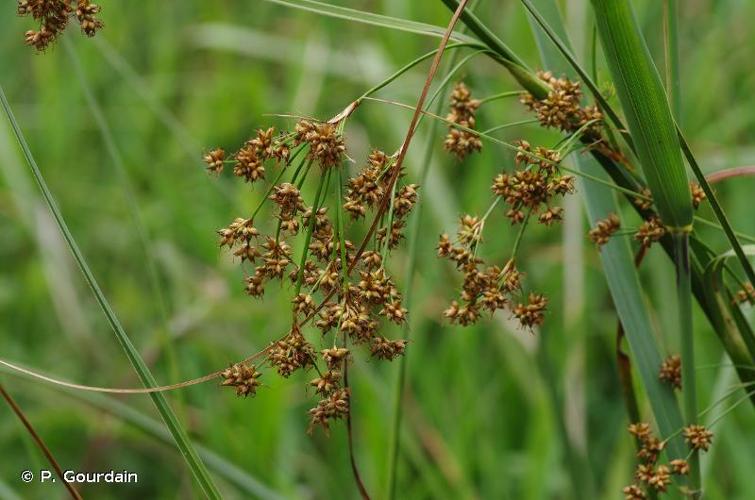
[0,384,83,499]
[294,167,329,296]
[675,232,700,494]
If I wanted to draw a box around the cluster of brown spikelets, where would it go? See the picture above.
[436,79,583,331]
[17,0,102,51]
[444,82,482,160]
[207,117,412,433]
[623,422,712,498]
[659,354,682,390]
[521,71,603,139]
[589,182,706,250]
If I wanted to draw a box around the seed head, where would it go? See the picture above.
[634,217,666,248]
[308,388,350,434]
[669,459,689,475]
[622,484,646,500]
[220,363,262,397]
[203,148,225,174]
[659,354,682,390]
[370,337,407,361]
[690,182,707,209]
[294,120,346,169]
[683,424,713,452]
[589,213,621,246]
[444,82,482,160]
[513,293,547,329]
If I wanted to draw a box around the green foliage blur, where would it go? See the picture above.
[0,1,753,498]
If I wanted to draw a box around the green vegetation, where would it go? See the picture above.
[1,1,753,498]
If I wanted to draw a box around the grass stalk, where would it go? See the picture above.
[675,233,700,494]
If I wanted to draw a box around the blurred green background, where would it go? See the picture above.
[1,1,753,498]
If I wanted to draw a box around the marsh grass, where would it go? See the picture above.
[1,1,754,499]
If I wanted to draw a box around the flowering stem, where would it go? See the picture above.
[478,90,523,104]
[675,232,700,494]
[294,168,329,297]
[510,211,531,260]
[358,43,483,101]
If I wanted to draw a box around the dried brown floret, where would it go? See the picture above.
[589,213,621,246]
[683,424,713,452]
[520,71,603,137]
[294,120,346,169]
[266,327,315,377]
[733,282,755,304]
[19,0,103,51]
[370,337,407,361]
[634,217,666,248]
[659,354,682,390]
[513,293,547,329]
[308,388,350,434]
[690,181,707,209]
[670,459,689,475]
[646,465,671,492]
[220,363,262,397]
[622,484,646,500]
[203,148,225,175]
[634,188,653,211]
[321,347,350,370]
[444,82,482,160]
[309,370,341,396]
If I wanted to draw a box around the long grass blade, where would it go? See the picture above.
[0,86,222,499]
[525,0,687,464]
[262,0,477,43]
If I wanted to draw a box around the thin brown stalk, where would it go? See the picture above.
[705,166,755,185]
[343,360,370,500]
[0,384,83,500]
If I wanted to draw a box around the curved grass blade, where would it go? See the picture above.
[0,86,222,499]
[262,0,477,43]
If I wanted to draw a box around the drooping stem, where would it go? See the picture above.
[675,232,700,494]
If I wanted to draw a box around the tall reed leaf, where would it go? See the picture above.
[525,0,687,462]
[590,0,700,490]
[0,87,222,499]
[590,0,692,231]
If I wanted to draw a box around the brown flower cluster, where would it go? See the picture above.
[444,82,482,160]
[683,424,713,452]
[294,120,346,169]
[220,363,262,397]
[437,220,545,330]
[589,213,621,246]
[690,181,707,209]
[634,216,666,249]
[17,0,102,51]
[343,150,420,250]
[659,354,682,390]
[623,422,689,497]
[208,127,290,181]
[521,71,603,138]
[733,282,755,305]
[491,141,573,225]
[210,120,412,433]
